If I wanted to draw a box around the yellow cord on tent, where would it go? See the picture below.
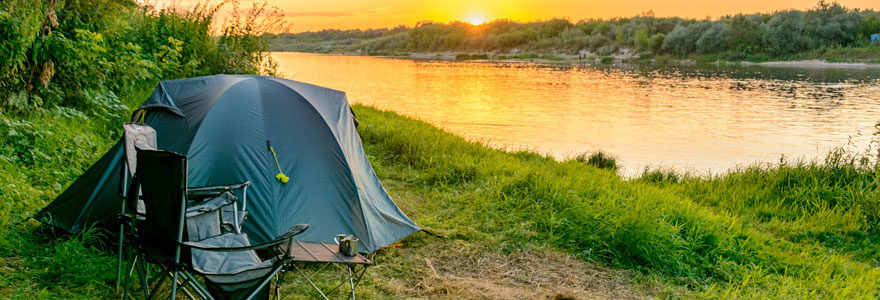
[138,110,146,123]
[268,145,290,184]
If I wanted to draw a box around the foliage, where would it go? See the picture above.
[0,1,281,294]
[270,2,880,61]
[0,0,280,116]
[763,11,812,55]
[572,151,619,171]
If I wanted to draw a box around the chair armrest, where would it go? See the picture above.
[185,192,235,217]
[187,181,251,197]
[181,224,309,252]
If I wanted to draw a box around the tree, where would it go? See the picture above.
[650,33,666,53]
[727,14,764,52]
[763,10,811,55]
[634,29,651,51]
[696,22,730,53]
[662,21,711,55]
[805,1,861,47]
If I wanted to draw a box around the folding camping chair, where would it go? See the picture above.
[116,123,252,291]
[120,149,309,299]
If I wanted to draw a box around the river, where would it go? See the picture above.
[272,52,880,176]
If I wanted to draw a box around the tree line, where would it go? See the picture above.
[269,1,880,60]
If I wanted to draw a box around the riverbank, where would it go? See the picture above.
[280,50,880,68]
[740,59,880,68]
[4,96,880,297]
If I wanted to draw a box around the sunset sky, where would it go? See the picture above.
[156,0,880,32]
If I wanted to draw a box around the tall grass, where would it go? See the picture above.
[0,0,285,297]
[353,105,880,298]
[646,147,880,264]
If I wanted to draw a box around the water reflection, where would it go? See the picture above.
[273,52,880,176]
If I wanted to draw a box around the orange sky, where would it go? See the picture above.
[154,0,880,32]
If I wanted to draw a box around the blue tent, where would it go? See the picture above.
[36,75,420,252]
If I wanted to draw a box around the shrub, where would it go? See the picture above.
[763,10,812,55]
[574,151,618,171]
[0,0,281,116]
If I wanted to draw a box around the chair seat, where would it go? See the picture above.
[190,233,277,284]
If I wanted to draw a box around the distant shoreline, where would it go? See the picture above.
[739,59,880,68]
[272,51,880,68]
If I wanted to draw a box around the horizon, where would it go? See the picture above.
[153,0,880,33]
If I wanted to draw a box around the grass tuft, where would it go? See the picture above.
[573,151,619,171]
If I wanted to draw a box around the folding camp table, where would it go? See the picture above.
[284,241,372,300]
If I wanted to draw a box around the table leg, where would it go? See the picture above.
[352,265,368,291]
[294,264,330,300]
[348,265,356,300]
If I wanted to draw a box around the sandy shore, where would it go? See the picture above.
[740,59,880,68]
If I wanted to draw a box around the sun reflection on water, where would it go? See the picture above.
[273,52,880,176]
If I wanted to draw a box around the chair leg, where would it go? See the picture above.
[180,271,213,300]
[116,225,125,291]
[146,272,168,300]
[275,273,282,300]
[175,276,198,300]
[137,256,150,299]
[171,270,180,300]
[121,252,139,300]
[244,264,286,300]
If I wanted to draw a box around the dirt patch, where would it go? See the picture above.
[375,240,654,299]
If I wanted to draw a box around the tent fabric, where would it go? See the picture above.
[35,74,420,252]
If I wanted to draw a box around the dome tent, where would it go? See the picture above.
[36,74,420,252]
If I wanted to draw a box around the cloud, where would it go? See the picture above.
[286,11,355,17]
[360,7,389,15]
[285,7,389,18]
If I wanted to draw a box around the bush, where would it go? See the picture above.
[696,22,730,53]
[0,0,281,116]
[662,22,713,55]
[763,10,812,55]
[574,151,618,171]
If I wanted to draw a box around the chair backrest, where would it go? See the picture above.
[136,149,188,263]
[123,123,157,176]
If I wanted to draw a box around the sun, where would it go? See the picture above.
[465,15,487,25]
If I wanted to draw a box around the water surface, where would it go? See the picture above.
[273,52,880,176]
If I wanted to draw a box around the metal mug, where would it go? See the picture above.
[334,234,348,244]
[335,234,349,253]
[342,237,359,257]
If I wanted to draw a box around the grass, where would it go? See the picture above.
[354,106,880,298]
[2,99,880,298]
[688,45,880,64]
[494,53,565,61]
[805,45,880,63]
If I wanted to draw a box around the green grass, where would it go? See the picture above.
[353,106,880,298]
[493,53,565,61]
[806,45,880,63]
[454,53,490,60]
[2,100,880,298]
[697,45,880,64]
